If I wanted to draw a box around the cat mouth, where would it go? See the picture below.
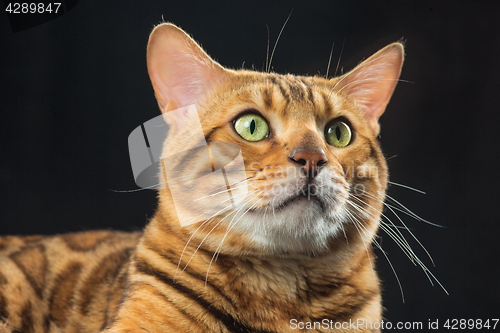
[279,191,325,212]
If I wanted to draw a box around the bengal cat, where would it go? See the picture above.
[0,23,404,332]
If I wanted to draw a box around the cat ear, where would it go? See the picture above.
[147,23,228,114]
[335,43,404,134]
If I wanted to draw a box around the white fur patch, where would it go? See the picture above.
[229,168,350,254]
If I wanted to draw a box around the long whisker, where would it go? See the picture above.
[265,24,270,72]
[267,9,293,73]
[175,187,259,275]
[351,188,448,294]
[174,201,238,280]
[325,42,334,79]
[206,175,256,195]
[220,188,254,204]
[344,208,377,281]
[373,237,405,303]
[333,38,345,78]
[388,180,426,194]
[178,190,259,280]
[349,196,419,264]
[193,182,252,202]
[347,198,406,301]
[205,191,265,285]
[385,203,444,228]
[384,192,445,227]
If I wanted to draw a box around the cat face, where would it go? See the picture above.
[147,23,403,256]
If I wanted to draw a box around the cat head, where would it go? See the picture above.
[147,23,404,256]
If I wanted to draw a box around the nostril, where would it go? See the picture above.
[288,157,307,166]
[289,148,328,179]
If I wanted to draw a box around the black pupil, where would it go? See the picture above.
[250,119,256,134]
[335,125,341,139]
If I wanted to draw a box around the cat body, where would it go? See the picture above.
[0,23,404,332]
[0,231,140,332]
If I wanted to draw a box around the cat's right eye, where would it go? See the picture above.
[233,113,269,142]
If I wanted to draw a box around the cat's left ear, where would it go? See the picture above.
[335,43,404,134]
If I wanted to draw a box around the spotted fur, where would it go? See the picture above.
[0,23,404,332]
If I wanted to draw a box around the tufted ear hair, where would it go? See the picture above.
[147,23,229,115]
[335,43,404,134]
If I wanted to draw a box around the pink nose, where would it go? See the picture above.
[290,149,328,179]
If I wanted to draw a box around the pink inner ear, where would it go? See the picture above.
[147,24,227,113]
[336,44,404,134]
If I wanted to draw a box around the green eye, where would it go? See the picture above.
[234,113,269,141]
[325,120,352,147]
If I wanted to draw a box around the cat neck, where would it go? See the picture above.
[134,213,381,327]
[141,208,375,287]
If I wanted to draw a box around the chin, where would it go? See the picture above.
[231,195,349,256]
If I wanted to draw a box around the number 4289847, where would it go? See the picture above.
[5,3,62,14]
[443,319,498,330]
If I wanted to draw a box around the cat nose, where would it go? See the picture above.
[289,148,328,179]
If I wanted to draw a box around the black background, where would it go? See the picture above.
[1,0,499,330]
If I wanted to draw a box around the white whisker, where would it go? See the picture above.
[176,190,260,283]
[206,191,266,286]
[388,180,426,194]
[267,10,293,73]
[325,42,334,79]
[350,186,448,295]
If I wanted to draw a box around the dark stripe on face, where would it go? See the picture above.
[167,144,211,181]
[299,78,315,105]
[79,249,132,315]
[366,140,382,172]
[204,126,220,143]
[285,77,304,102]
[321,91,333,116]
[268,76,290,106]
[262,87,273,109]
[0,271,7,285]
[134,258,275,333]
[49,262,83,327]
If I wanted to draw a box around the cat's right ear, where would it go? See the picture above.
[147,23,228,113]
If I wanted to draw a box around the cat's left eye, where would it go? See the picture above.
[233,113,269,142]
[325,120,352,148]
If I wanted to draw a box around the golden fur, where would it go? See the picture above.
[0,23,404,332]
